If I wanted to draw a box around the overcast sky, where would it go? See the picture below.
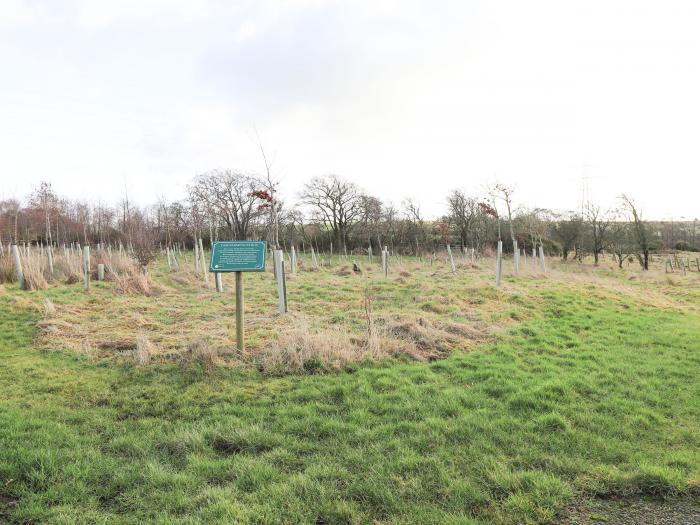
[1,0,699,219]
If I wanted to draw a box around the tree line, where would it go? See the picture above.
[1,174,697,270]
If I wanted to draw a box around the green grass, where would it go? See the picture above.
[1,258,699,524]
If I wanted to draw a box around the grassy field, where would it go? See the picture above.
[1,253,699,524]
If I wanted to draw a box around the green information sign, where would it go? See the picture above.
[209,241,267,272]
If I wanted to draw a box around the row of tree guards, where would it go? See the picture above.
[6,235,695,354]
[9,243,107,291]
[664,254,700,275]
[5,236,547,295]
[204,239,548,330]
[494,240,547,287]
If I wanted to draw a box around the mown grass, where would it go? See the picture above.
[0,255,699,524]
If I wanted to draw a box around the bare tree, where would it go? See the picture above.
[493,184,517,246]
[621,195,650,270]
[28,181,58,246]
[381,203,400,252]
[0,198,22,243]
[609,218,635,269]
[360,195,383,251]
[255,131,280,248]
[447,190,481,250]
[585,204,613,265]
[520,208,550,254]
[75,202,90,245]
[189,170,267,241]
[300,175,363,250]
[402,198,427,256]
[550,212,582,260]
[129,210,158,273]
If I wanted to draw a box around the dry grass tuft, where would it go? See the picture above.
[170,271,207,287]
[42,298,56,318]
[10,296,38,312]
[256,326,379,376]
[65,273,81,285]
[53,253,83,283]
[335,266,353,276]
[112,267,155,296]
[37,318,75,337]
[99,252,133,280]
[388,316,484,361]
[98,339,136,351]
[181,337,220,370]
[131,334,153,365]
[0,256,17,283]
[456,261,481,270]
[21,256,48,291]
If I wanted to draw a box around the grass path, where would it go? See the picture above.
[1,281,699,524]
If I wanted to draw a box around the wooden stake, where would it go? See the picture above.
[235,271,244,351]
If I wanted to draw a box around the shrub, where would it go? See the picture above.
[675,241,697,252]
[181,337,219,370]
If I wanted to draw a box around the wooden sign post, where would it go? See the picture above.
[209,241,267,352]
[235,271,244,349]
